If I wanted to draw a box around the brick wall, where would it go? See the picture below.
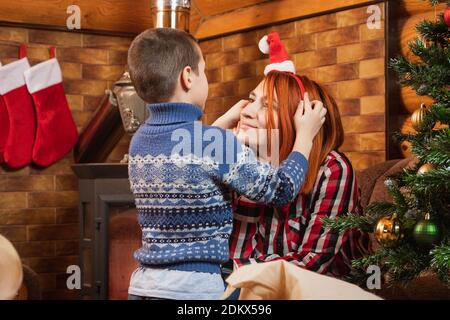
[200,4,386,172]
[0,3,386,300]
[0,27,132,299]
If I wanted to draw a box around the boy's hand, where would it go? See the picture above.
[212,100,249,129]
[228,99,249,123]
[294,92,327,141]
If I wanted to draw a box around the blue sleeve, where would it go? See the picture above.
[218,137,308,207]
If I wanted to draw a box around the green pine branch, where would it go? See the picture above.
[351,244,431,286]
[322,214,377,234]
[334,0,450,287]
[323,203,397,233]
[418,136,450,167]
[425,0,450,7]
[431,103,450,123]
[384,245,431,284]
[408,129,450,167]
[409,37,449,65]
[389,12,450,104]
[384,178,410,212]
[416,15,450,46]
[402,168,450,194]
[431,243,450,269]
[351,249,387,271]
[431,243,450,284]
[389,55,450,100]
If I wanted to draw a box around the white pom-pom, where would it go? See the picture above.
[258,35,269,54]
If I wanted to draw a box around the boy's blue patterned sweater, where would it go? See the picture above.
[128,102,308,274]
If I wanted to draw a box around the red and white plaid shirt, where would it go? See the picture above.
[229,150,370,278]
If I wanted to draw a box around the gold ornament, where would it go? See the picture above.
[400,141,413,158]
[417,163,435,175]
[419,35,432,49]
[374,214,403,245]
[411,103,430,130]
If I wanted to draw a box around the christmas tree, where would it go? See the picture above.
[324,0,450,287]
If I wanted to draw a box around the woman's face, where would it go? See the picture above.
[235,80,279,152]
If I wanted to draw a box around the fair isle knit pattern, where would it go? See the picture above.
[128,102,308,274]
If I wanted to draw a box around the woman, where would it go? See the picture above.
[225,72,370,278]
[212,32,370,279]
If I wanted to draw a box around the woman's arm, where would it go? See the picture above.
[230,196,295,268]
[229,198,266,267]
[284,154,360,273]
[230,215,259,266]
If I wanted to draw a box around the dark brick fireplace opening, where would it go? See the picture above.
[108,206,141,300]
[72,163,140,300]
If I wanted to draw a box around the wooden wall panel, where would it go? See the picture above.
[0,1,389,299]
[195,0,380,38]
[201,3,387,171]
[0,26,132,299]
[193,0,268,17]
[0,0,152,35]
[0,0,379,39]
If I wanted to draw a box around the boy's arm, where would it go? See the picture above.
[218,93,326,206]
[220,142,307,206]
[212,100,248,129]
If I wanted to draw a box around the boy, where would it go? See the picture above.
[127,28,325,300]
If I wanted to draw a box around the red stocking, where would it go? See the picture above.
[0,46,35,169]
[24,48,78,167]
[0,100,8,164]
[0,63,9,163]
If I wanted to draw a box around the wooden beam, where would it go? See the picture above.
[0,0,152,35]
[194,0,268,17]
[0,0,382,39]
[397,0,446,16]
[195,0,382,39]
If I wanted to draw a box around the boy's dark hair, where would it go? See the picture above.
[128,28,200,103]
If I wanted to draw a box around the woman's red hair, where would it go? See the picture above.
[264,72,344,195]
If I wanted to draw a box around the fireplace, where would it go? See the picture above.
[72,163,140,300]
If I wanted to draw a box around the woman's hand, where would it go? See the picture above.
[237,195,256,204]
[212,100,249,129]
[294,92,327,142]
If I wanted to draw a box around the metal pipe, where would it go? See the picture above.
[151,0,191,31]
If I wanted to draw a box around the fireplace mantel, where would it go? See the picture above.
[72,163,128,179]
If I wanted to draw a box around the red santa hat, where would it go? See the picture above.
[258,32,305,96]
[258,32,296,76]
